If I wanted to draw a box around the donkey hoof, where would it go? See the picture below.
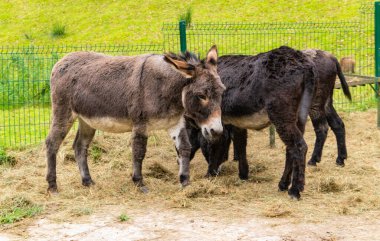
[336,159,345,167]
[307,160,317,166]
[180,175,190,187]
[206,169,219,178]
[139,186,149,194]
[239,172,249,180]
[288,187,301,200]
[82,178,95,187]
[47,187,58,195]
[278,181,289,192]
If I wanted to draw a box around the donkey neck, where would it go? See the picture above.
[136,55,192,120]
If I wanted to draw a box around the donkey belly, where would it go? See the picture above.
[77,114,182,133]
[223,109,271,130]
[78,115,134,133]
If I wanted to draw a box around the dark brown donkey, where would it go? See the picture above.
[303,49,351,166]
[45,46,225,193]
[186,49,352,199]
[186,46,318,199]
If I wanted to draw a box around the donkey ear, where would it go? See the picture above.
[164,55,196,78]
[206,45,218,66]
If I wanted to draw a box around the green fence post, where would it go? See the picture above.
[375,2,380,128]
[179,20,187,52]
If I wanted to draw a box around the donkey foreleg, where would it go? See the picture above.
[231,127,249,180]
[169,117,191,187]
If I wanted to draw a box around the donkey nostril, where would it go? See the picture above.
[210,128,223,136]
[210,128,216,135]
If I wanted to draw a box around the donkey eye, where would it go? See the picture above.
[197,95,207,101]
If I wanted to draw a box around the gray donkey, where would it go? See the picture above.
[45,46,225,193]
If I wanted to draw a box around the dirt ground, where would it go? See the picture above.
[1,109,379,241]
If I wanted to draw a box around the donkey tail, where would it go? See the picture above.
[335,58,352,101]
[299,65,318,125]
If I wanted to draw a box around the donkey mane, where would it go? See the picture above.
[165,51,201,66]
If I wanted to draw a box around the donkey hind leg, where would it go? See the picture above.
[278,116,307,192]
[308,109,329,166]
[275,123,308,200]
[326,103,347,167]
[73,119,96,187]
[231,127,249,180]
[45,110,75,193]
[278,148,292,192]
[131,125,148,192]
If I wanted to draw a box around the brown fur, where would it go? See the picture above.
[45,47,225,193]
[340,57,355,74]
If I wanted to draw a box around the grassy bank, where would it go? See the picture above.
[0,0,369,46]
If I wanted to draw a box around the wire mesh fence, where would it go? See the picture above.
[1,3,377,148]
[162,3,377,112]
[0,44,164,147]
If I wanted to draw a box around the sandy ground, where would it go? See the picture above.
[0,109,379,241]
[2,208,380,241]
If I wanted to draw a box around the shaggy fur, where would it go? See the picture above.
[186,49,352,199]
[183,46,318,199]
[304,49,351,166]
[45,47,225,193]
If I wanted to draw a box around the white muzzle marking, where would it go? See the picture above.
[201,110,223,140]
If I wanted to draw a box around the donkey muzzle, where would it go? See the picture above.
[201,115,223,141]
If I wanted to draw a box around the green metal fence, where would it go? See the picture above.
[0,45,163,147]
[163,3,377,112]
[1,3,378,148]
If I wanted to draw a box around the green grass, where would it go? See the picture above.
[333,85,378,112]
[0,106,51,148]
[51,23,66,38]
[0,197,42,224]
[179,7,193,27]
[119,214,130,222]
[0,0,370,46]
[90,145,107,163]
[0,52,57,107]
[0,148,16,166]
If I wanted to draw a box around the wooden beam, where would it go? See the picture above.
[334,75,375,88]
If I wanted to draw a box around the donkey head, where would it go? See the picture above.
[164,46,225,141]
